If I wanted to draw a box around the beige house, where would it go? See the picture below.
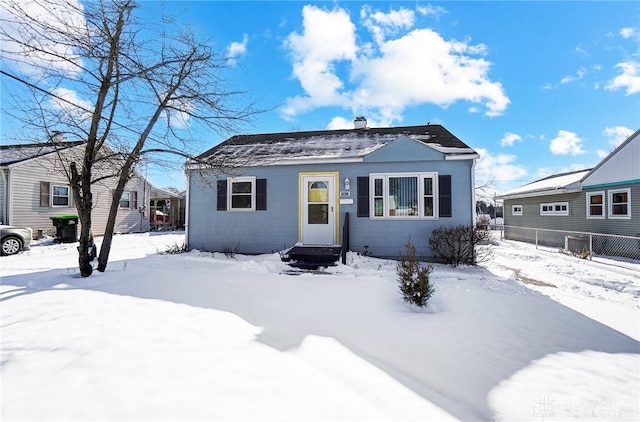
[1,141,151,238]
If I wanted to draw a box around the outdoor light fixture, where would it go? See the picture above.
[344,177,351,190]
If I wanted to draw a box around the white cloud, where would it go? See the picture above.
[281,5,356,117]
[620,27,635,39]
[361,6,415,45]
[416,4,448,18]
[326,116,352,130]
[604,126,633,148]
[226,34,248,66]
[0,0,85,78]
[500,132,522,147]
[596,149,609,159]
[549,130,586,155]
[575,45,588,56]
[560,68,587,84]
[49,87,93,122]
[282,5,509,122]
[605,61,640,95]
[474,147,528,196]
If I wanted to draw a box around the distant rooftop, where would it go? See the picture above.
[497,169,591,199]
[0,141,84,166]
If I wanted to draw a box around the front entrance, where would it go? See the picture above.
[300,173,337,245]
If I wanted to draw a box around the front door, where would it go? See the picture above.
[301,174,336,245]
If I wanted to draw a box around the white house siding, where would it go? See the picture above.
[4,148,150,237]
[582,131,639,187]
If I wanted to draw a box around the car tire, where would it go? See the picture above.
[1,236,23,256]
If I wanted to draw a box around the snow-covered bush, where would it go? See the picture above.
[397,238,435,308]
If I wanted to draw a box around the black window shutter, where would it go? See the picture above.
[357,176,370,217]
[256,179,267,210]
[216,180,227,211]
[439,175,452,217]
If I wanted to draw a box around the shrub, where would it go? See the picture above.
[428,225,493,266]
[397,237,435,308]
[163,242,187,254]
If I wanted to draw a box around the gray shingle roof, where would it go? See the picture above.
[0,141,84,166]
[196,124,476,164]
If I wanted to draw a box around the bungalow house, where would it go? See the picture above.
[0,140,151,239]
[496,129,639,254]
[186,118,479,261]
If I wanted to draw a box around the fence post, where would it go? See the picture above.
[589,235,593,260]
[535,229,538,249]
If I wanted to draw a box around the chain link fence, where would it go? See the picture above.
[496,225,640,262]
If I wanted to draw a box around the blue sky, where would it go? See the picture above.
[2,1,639,198]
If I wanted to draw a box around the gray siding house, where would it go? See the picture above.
[1,141,151,238]
[186,119,479,259]
[496,129,639,247]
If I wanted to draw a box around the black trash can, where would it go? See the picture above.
[50,215,79,243]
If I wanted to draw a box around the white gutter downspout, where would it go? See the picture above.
[471,157,477,227]
[184,173,190,249]
[1,168,9,224]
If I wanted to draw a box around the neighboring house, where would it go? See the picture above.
[186,118,479,259]
[149,186,186,230]
[496,129,639,245]
[0,141,151,238]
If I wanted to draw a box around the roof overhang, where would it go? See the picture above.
[496,186,582,200]
[445,153,480,160]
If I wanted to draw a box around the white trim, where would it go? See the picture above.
[585,191,605,219]
[369,172,438,220]
[51,184,71,207]
[119,191,131,209]
[512,205,523,216]
[445,154,480,160]
[540,202,569,216]
[608,188,631,219]
[227,176,256,212]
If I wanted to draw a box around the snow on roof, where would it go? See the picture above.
[0,141,83,166]
[497,169,591,199]
[195,124,476,165]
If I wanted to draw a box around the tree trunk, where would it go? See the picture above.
[98,169,132,272]
[70,162,94,277]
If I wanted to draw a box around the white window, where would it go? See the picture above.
[370,172,438,219]
[608,188,630,219]
[540,202,569,216]
[228,177,256,211]
[586,191,605,219]
[119,191,138,209]
[52,185,70,207]
[512,205,523,216]
[119,192,131,208]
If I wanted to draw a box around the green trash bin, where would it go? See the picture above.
[50,215,79,243]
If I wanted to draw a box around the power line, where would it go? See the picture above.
[1,68,140,136]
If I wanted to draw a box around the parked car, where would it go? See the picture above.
[0,225,33,256]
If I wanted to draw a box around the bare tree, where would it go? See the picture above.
[1,0,259,276]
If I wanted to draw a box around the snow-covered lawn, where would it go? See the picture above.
[1,232,638,421]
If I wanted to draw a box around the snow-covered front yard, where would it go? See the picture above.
[1,232,638,421]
